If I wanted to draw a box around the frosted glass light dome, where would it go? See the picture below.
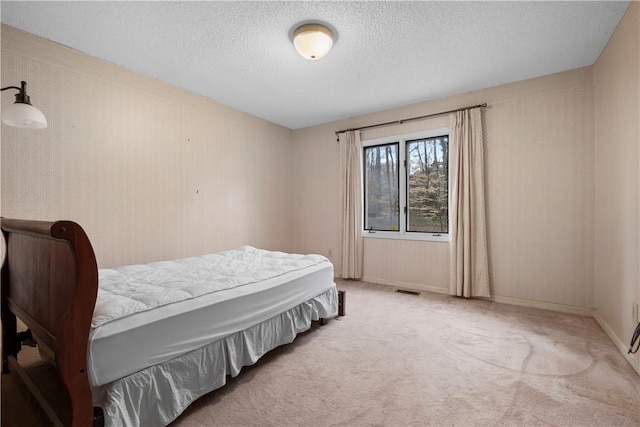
[293,24,334,60]
[2,102,48,129]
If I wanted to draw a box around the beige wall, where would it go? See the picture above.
[594,1,640,371]
[293,67,596,310]
[1,25,294,268]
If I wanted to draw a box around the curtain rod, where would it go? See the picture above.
[334,103,487,139]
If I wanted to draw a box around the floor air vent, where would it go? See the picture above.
[396,289,421,296]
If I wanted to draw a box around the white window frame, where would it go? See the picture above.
[362,128,449,242]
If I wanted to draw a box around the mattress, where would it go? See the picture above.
[88,249,335,386]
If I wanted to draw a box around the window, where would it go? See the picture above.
[363,143,399,231]
[363,129,449,241]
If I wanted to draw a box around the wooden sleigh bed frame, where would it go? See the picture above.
[2,218,100,426]
[2,218,343,427]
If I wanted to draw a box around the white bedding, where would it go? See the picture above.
[93,246,327,327]
[88,246,335,386]
[93,287,338,427]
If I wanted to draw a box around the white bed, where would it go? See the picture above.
[88,246,338,426]
[2,220,340,427]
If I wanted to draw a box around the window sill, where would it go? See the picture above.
[362,231,449,243]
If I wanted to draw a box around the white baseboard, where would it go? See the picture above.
[362,276,594,316]
[488,295,595,317]
[361,276,449,295]
[594,311,640,376]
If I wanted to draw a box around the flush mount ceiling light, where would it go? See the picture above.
[293,23,334,60]
[1,81,47,129]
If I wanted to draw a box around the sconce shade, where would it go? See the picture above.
[1,81,48,129]
[293,24,334,60]
[2,102,48,129]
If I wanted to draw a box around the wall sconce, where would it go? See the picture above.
[1,81,48,129]
[293,23,334,60]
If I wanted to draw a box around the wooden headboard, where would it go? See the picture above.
[1,218,99,426]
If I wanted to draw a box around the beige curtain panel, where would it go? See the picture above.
[339,130,363,279]
[449,108,490,297]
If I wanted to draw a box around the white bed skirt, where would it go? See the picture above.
[93,286,338,427]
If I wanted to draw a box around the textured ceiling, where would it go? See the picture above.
[0,1,630,129]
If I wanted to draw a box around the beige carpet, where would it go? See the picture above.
[3,280,640,426]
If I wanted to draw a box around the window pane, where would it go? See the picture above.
[406,136,448,233]
[364,143,399,231]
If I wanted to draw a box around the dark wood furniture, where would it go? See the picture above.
[2,218,99,426]
[338,290,346,316]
